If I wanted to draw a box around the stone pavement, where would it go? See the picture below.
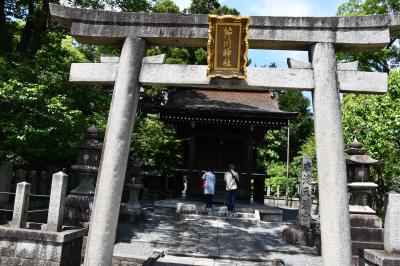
[114,212,322,266]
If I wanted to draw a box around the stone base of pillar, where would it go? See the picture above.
[64,194,94,230]
[350,214,384,266]
[282,225,321,254]
[363,249,400,266]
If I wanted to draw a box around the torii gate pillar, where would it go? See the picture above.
[83,36,146,266]
[311,43,352,266]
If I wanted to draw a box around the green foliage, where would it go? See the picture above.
[187,0,238,15]
[265,161,298,197]
[342,71,400,214]
[256,89,314,196]
[337,0,400,72]
[342,71,400,193]
[152,0,180,13]
[337,0,399,16]
[165,48,191,64]
[147,0,239,67]
[0,22,110,168]
[264,135,317,197]
[63,0,151,11]
[278,91,314,159]
[194,48,208,65]
[337,0,400,213]
[131,115,181,172]
[116,0,151,12]
[290,135,317,181]
[0,0,244,175]
[257,91,314,166]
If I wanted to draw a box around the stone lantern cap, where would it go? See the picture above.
[346,139,380,165]
[71,124,103,150]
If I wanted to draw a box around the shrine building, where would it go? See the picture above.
[155,88,296,203]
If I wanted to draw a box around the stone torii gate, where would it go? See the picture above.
[49,4,399,266]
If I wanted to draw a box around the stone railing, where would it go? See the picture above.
[0,161,62,202]
[0,171,85,266]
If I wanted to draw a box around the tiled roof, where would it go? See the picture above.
[164,89,289,114]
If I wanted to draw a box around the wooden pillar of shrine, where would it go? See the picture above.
[250,131,263,204]
[187,129,197,195]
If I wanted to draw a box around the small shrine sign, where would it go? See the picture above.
[207,15,250,79]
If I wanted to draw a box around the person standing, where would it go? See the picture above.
[202,169,216,211]
[224,164,239,211]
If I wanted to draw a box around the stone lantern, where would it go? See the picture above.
[119,160,145,223]
[64,125,103,229]
[70,124,102,195]
[346,139,384,262]
[346,139,380,214]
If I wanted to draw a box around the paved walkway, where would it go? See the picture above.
[114,212,322,266]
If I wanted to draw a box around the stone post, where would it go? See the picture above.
[266,185,271,197]
[298,157,312,228]
[11,182,30,229]
[47,172,68,232]
[311,43,351,266]
[384,192,400,254]
[0,161,13,205]
[84,36,146,266]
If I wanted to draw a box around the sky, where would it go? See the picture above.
[174,0,349,68]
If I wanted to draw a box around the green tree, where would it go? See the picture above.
[152,0,180,13]
[131,115,181,172]
[0,0,244,174]
[0,29,110,167]
[64,0,150,11]
[342,71,400,195]
[187,0,238,15]
[337,0,400,213]
[278,91,314,159]
[337,0,400,72]
[257,91,314,166]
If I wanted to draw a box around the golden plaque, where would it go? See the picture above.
[207,15,250,79]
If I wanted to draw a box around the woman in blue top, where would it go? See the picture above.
[202,170,216,211]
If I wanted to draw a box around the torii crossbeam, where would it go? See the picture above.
[49,4,399,266]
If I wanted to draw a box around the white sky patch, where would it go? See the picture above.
[173,0,192,11]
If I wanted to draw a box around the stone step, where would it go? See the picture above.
[350,227,384,242]
[154,199,283,222]
[155,254,283,266]
[350,214,382,228]
[180,209,256,219]
[351,241,384,256]
[179,213,260,224]
[180,204,254,214]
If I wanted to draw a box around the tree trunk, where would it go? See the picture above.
[17,0,50,56]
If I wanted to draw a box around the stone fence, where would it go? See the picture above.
[0,161,62,202]
[265,185,302,209]
[0,161,80,219]
[0,161,83,225]
[0,172,85,266]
